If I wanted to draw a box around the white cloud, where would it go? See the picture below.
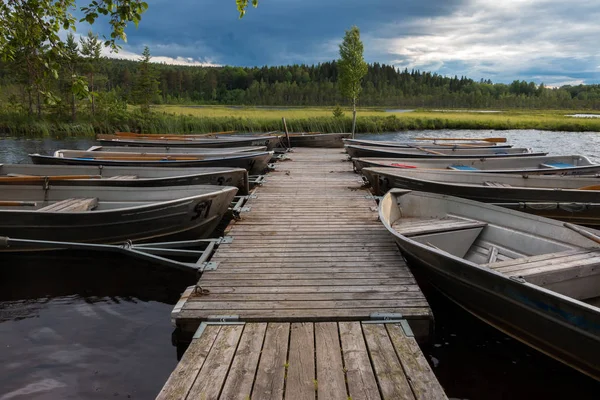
[101,46,220,67]
[367,0,600,84]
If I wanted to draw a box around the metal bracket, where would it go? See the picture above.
[249,194,258,199]
[240,207,251,212]
[199,261,219,271]
[193,315,243,339]
[366,312,404,322]
[364,195,383,201]
[363,313,414,337]
[217,236,233,244]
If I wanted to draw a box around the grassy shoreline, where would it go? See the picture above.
[2,107,600,137]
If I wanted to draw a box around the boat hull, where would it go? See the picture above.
[0,165,249,194]
[288,133,351,148]
[0,186,238,251]
[96,136,282,150]
[29,152,273,175]
[352,156,600,175]
[379,190,600,380]
[345,145,544,159]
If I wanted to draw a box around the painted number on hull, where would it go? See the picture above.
[191,200,213,221]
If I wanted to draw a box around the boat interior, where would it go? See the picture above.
[383,191,600,308]
[0,197,165,211]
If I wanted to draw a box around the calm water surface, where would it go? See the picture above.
[1,131,599,399]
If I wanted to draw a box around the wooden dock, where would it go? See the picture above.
[157,321,446,400]
[161,148,444,399]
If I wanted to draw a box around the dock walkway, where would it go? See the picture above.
[160,148,444,399]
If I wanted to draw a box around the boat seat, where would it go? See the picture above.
[483,181,512,187]
[105,175,138,180]
[540,162,575,169]
[392,216,488,237]
[448,165,478,171]
[38,197,99,212]
[483,248,600,299]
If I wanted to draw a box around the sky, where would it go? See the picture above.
[82,0,600,86]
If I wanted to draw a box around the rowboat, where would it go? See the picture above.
[379,189,600,379]
[0,185,238,251]
[345,144,544,159]
[96,134,282,150]
[0,164,250,195]
[282,133,352,148]
[352,155,600,175]
[344,138,513,149]
[86,145,266,154]
[29,151,273,175]
[362,167,600,201]
[363,167,600,227]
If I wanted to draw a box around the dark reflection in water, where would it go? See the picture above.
[0,252,196,399]
[418,277,600,399]
[0,137,94,164]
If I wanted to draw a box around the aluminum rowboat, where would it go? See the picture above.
[379,189,600,380]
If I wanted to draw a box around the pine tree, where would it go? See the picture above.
[132,46,160,113]
[64,32,80,120]
[80,31,102,115]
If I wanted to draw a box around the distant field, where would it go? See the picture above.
[154,106,600,132]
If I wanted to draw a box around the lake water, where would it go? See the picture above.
[1,131,599,399]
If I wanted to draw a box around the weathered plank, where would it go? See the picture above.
[155,325,221,400]
[339,322,381,400]
[186,324,244,400]
[386,324,447,400]
[362,323,415,400]
[220,323,268,400]
[253,323,290,400]
[315,322,347,400]
[285,323,316,400]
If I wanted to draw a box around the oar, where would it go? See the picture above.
[577,185,600,190]
[0,175,102,183]
[83,156,200,161]
[403,143,445,155]
[563,222,600,245]
[0,201,37,206]
[414,137,507,143]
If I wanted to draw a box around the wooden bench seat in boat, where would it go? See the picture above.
[483,248,600,300]
[105,175,138,180]
[392,216,488,237]
[38,197,98,212]
[483,181,512,187]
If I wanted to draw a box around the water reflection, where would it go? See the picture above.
[0,252,196,400]
[0,137,94,164]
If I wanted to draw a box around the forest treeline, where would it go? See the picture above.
[3,54,600,115]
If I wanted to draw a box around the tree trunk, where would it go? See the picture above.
[36,88,41,118]
[90,71,95,115]
[351,97,357,138]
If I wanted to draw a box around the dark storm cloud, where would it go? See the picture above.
[85,0,600,85]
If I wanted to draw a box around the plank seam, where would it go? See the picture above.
[216,324,246,400]
[185,325,222,400]
[249,322,269,400]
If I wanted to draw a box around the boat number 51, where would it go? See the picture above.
[191,200,213,221]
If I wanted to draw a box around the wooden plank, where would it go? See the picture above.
[339,322,381,400]
[481,248,585,269]
[285,323,315,400]
[200,272,412,280]
[178,307,431,319]
[196,278,418,287]
[253,323,290,400]
[212,267,403,274]
[39,197,98,212]
[386,324,447,399]
[184,299,430,310]
[315,322,347,400]
[220,323,268,400]
[186,324,244,400]
[362,323,415,400]
[392,217,487,237]
[187,292,425,302]
[197,285,421,294]
[156,325,221,400]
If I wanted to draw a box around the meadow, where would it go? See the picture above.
[3,106,600,136]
